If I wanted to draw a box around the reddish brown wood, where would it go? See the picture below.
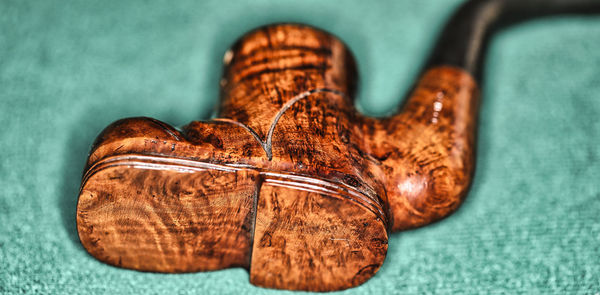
[363,67,479,231]
[77,24,478,291]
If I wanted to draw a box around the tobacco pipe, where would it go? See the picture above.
[76,0,599,291]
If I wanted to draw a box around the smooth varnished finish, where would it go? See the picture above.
[78,25,477,291]
[77,0,600,290]
[78,24,394,291]
[364,67,478,231]
[77,23,473,291]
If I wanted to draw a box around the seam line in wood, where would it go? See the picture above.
[248,175,263,268]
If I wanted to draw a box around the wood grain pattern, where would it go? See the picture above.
[78,159,258,271]
[77,24,479,291]
[250,181,387,291]
[363,67,479,231]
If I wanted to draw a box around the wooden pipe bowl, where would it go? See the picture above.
[77,24,478,291]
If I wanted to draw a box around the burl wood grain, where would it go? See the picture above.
[79,161,258,271]
[251,179,387,291]
[364,68,479,231]
[77,24,478,291]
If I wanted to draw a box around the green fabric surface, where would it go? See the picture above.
[1,0,599,294]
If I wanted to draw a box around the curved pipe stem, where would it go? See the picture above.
[377,0,600,231]
[427,0,600,79]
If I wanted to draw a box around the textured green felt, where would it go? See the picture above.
[1,0,599,294]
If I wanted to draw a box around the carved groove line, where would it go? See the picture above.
[147,117,182,141]
[216,88,347,160]
[82,154,387,226]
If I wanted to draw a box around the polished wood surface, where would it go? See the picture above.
[77,24,478,291]
[364,67,478,231]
